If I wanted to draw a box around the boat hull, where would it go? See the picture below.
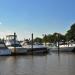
[23,45,49,54]
[26,48,49,55]
[49,47,74,52]
[8,47,28,54]
[0,49,11,56]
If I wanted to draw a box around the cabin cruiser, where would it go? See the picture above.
[22,40,49,54]
[0,41,11,56]
[47,43,75,52]
[5,33,28,54]
[23,45,49,54]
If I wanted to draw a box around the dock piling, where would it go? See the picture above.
[14,32,16,54]
[31,33,33,54]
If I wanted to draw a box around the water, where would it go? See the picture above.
[0,53,75,75]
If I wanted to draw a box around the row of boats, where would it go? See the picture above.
[0,42,48,56]
[0,34,75,56]
[0,34,49,56]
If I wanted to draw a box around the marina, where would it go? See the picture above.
[2,33,49,55]
[0,0,75,75]
[0,33,75,56]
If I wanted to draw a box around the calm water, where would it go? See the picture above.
[0,53,75,75]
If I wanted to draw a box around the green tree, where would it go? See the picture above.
[65,23,75,41]
[42,33,65,43]
[34,37,42,44]
[52,33,65,43]
[42,34,48,43]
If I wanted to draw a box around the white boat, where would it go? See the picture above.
[50,46,74,52]
[47,43,75,52]
[5,34,28,54]
[0,41,11,56]
[22,43,49,54]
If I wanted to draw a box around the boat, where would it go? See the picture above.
[0,41,11,56]
[5,33,28,54]
[47,43,75,52]
[22,40,49,54]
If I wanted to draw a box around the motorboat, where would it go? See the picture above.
[0,41,11,56]
[47,43,75,52]
[22,40,49,54]
[5,33,28,54]
[22,45,48,54]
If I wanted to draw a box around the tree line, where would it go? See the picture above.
[33,23,75,44]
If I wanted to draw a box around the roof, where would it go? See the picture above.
[6,35,17,37]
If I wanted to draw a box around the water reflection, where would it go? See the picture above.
[0,53,75,75]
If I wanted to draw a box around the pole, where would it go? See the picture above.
[45,34,46,47]
[31,33,33,54]
[57,34,60,53]
[14,32,16,53]
[67,36,69,47]
[58,39,59,53]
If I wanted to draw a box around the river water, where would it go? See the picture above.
[0,53,75,75]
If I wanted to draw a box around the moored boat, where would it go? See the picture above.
[47,43,75,52]
[22,42,49,54]
[5,33,28,54]
[0,41,11,56]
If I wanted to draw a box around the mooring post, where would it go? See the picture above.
[45,34,46,47]
[57,33,60,53]
[14,32,16,54]
[68,40,69,47]
[31,33,33,54]
[58,38,60,53]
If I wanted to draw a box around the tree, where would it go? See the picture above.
[42,34,48,43]
[47,34,54,43]
[34,37,42,44]
[42,33,65,43]
[65,23,75,41]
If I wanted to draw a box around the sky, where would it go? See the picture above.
[0,0,75,40]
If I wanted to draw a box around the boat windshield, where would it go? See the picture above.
[10,44,22,47]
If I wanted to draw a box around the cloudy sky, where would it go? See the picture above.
[0,0,75,40]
